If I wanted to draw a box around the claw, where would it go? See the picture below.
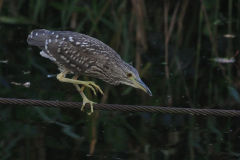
[88,82,104,95]
[88,111,93,115]
[96,86,104,95]
[81,96,96,115]
[86,84,96,95]
[68,74,103,115]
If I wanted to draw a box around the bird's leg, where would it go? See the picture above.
[56,69,104,95]
[72,75,95,115]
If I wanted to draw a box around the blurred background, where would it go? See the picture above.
[1,0,240,159]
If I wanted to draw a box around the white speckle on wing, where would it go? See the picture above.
[60,55,65,59]
[56,35,59,38]
[69,36,74,42]
[76,42,80,45]
[35,32,38,36]
[40,51,49,58]
[45,43,48,52]
[49,39,51,43]
[87,48,95,51]
[60,55,66,60]
[71,64,76,67]
[63,37,65,40]
[40,51,56,61]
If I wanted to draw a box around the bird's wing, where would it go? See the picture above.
[27,29,120,74]
[28,29,121,59]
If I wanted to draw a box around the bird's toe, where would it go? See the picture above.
[81,96,96,115]
[86,84,97,95]
[88,82,103,95]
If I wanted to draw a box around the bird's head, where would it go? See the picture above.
[115,62,152,96]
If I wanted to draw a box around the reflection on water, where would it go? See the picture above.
[1,0,240,159]
[1,110,240,159]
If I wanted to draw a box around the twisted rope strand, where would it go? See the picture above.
[0,97,239,117]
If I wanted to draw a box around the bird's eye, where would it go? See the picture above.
[127,73,132,78]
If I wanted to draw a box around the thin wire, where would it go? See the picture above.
[0,97,240,117]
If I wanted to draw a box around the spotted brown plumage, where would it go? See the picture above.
[27,29,152,115]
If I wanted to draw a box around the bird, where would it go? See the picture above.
[27,29,152,115]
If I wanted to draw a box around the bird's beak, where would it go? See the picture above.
[133,78,152,96]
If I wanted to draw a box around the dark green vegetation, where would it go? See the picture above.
[1,0,240,159]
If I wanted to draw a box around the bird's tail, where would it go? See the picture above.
[27,29,49,48]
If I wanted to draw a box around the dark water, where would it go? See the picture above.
[1,0,240,159]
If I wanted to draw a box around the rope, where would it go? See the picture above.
[0,97,239,117]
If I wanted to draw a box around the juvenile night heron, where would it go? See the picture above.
[27,29,152,115]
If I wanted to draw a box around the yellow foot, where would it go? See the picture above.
[82,81,104,96]
[81,96,97,115]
